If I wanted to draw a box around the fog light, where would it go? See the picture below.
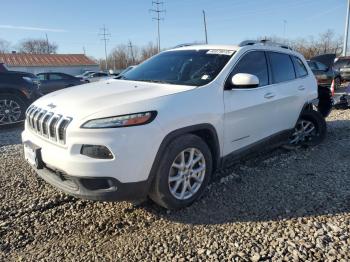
[81,145,114,159]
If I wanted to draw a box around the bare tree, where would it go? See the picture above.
[140,42,158,61]
[18,38,58,54]
[103,42,159,71]
[0,39,10,53]
[258,29,342,59]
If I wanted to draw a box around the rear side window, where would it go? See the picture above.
[293,56,308,78]
[49,74,64,80]
[228,51,269,88]
[315,62,328,71]
[269,52,295,83]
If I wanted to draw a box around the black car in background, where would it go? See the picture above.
[36,72,84,94]
[307,54,338,118]
[307,54,341,90]
[0,71,41,126]
[333,56,350,81]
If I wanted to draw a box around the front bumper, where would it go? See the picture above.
[32,164,149,201]
[22,118,164,200]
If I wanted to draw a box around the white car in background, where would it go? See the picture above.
[22,40,326,209]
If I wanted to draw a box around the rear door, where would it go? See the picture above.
[37,73,50,94]
[47,73,67,93]
[267,52,306,130]
[223,50,281,155]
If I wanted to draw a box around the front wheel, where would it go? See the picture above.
[0,94,27,126]
[287,110,327,147]
[149,134,212,209]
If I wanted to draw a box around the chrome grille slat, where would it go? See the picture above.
[25,106,72,145]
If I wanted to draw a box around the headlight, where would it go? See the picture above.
[22,76,33,83]
[81,111,157,128]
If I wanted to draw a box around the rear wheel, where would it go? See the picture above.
[149,134,212,209]
[287,110,327,147]
[0,94,27,126]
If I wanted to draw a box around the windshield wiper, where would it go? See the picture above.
[135,79,172,84]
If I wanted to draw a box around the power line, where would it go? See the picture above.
[99,25,110,70]
[150,1,166,52]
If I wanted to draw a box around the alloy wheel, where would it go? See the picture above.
[0,99,22,125]
[168,148,206,200]
[289,119,317,145]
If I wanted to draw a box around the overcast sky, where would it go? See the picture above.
[0,0,347,58]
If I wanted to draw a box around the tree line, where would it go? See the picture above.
[0,29,345,70]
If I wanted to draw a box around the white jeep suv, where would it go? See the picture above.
[22,41,326,209]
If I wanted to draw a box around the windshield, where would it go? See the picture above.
[121,49,234,86]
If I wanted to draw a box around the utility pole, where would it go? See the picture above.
[45,33,50,54]
[283,20,287,40]
[343,0,350,56]
[99,25,110,70]
[128,40,135,64]
[150,1,166,53]
[82,46,86,55]
[203,10,208,44]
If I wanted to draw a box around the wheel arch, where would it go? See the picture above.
[146,124,221,189]
[0,88,29,105]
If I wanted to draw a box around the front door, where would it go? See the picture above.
[223,51,281,156]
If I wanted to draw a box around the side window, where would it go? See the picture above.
[269,52,296,83]
[293,56,308,78]
[228,51,269,88]
[315,62,328,71]
[37,74,46,81]
[307,61,317,71]
[49,74,64,80]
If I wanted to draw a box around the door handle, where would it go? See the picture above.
[298,85,306,91]
[264,92,275,99]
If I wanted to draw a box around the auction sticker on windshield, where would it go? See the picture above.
[206,50,235,56]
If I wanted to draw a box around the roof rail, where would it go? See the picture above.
[238,40,292,50]
[173,43,205,49]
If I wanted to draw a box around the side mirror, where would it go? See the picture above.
[231,73,259,89]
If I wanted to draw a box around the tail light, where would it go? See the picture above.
[330,79,335,97]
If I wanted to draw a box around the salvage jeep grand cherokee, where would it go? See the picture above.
[22,40,327,209]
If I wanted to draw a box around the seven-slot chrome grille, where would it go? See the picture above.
[26,105,72,145]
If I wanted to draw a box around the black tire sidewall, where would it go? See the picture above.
[150,134,213,209]
[0,94,27,126]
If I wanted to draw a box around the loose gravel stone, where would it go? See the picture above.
[1,109,350,261]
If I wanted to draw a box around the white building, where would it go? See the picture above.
[0,53,99,75]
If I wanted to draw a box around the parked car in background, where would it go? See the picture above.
[307,54,337,117]
[118,66,136,76]
[36,72,84,95]
[23,41,327,209]
[0,71,41,126]
[334,56,350,81]
[307,54,341,89]
[0,63,8,72]
[85,72,109,82]
[75,71,96,79]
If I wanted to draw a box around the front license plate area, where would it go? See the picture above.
[23,141,44,169]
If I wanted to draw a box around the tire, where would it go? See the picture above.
[287,110,327,147]
[149,134,213,209]
[0,94,27,127]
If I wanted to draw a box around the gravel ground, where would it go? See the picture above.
[1,110,350,261]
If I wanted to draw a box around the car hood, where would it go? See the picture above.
[310,54,336,68]
[32,79,195,119]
